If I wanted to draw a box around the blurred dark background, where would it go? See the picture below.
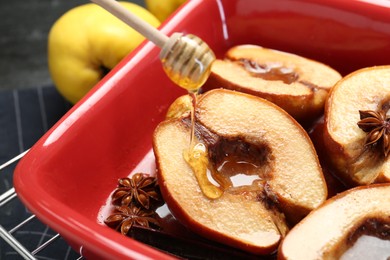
[0,0,145,90]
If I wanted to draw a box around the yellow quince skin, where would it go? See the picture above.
[48,2,160,104]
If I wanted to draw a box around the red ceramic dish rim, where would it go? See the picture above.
[13,1,203,259]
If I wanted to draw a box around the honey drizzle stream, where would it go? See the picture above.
[184,91,223,199]
[189,91,197,148]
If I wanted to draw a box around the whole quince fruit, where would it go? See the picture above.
[145,0,186,22]
[48,2,160,104]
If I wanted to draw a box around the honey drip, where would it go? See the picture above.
[189,91,197,147]
[160,33,219,199]
[184,142,223,199]
[184,91,223,200]
[182,92,265,199]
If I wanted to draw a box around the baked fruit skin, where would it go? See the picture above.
[323,66,390,187]
[204,45,342,125]
[308,117,348,198]
[278,184,390,260]
[153,89,327,255]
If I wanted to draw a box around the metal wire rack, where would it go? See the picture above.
[0,151,82,260]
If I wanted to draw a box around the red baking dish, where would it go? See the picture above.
[14,0,390,259]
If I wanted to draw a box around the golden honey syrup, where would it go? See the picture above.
[160,33,219,199]
[160,33,215,92]
[183,91,223,199]
[215,155,261,188]
[239,59,299,84]
[184,142,223,199]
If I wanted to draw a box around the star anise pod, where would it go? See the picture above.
[104,205,160,235]
[357,109,390,156]
[111,173,161,209]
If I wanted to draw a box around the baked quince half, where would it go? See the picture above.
[153,89,327,254]
[205,45,341,124]
[323,66,390,186]
[278,184,390,260]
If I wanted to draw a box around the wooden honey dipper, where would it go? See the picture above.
[91,0,218,199]
[90,0,215,92]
